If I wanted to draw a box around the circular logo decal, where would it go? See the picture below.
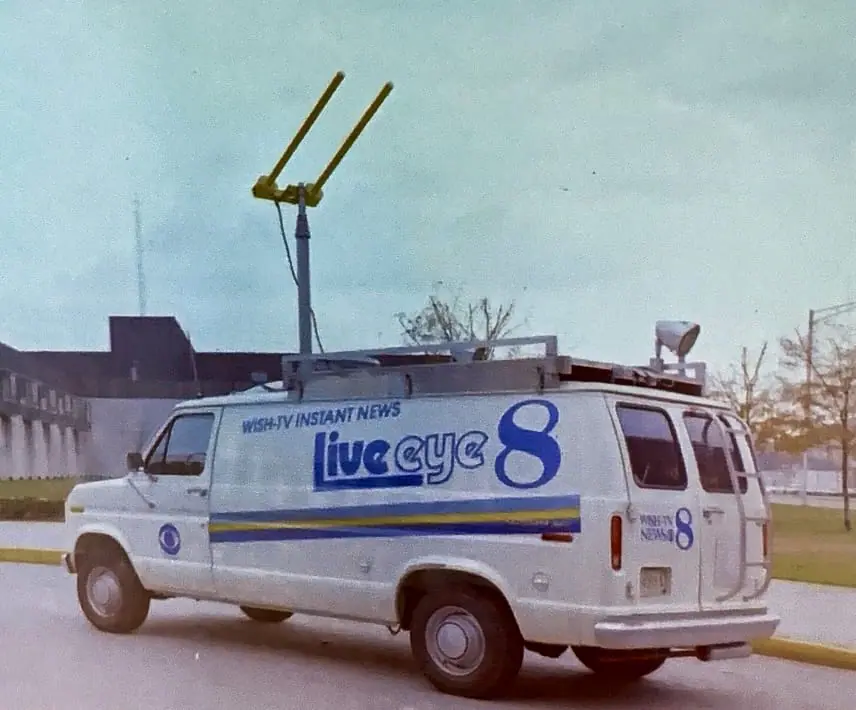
[158,523,181,556]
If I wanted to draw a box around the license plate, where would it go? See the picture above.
[640,567,671,598]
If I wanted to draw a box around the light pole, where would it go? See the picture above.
[805,299,856,419]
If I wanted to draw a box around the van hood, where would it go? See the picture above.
[66,477,139,513]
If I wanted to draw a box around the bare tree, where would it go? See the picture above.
[707,342,803,453]
[395,283,521,360]
[708,342,772,431]
[780,323,856,532]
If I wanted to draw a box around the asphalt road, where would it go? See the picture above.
[2,564,856,710]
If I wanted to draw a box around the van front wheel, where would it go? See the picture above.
[239,606,293,623]
[77,553,150,634]
[410,588,524,699]
[571,646,667,681]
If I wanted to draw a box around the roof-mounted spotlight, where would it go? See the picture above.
[655,320,701,362]
[649,320,707,388]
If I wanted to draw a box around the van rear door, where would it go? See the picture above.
[683,409,768,608]
[610,400,702,611]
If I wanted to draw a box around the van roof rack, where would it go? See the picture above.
[277,334,707,401]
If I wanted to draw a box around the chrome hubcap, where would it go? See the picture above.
[86,566,123,618]
[425,606,486,676]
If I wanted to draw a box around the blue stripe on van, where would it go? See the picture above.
[207,494,581,544]
[209,494,580,523]
[209,518,582,543]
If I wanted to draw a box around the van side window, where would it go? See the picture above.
[146,413,215,476]
[616,405,688,490]
[683,413,748,494]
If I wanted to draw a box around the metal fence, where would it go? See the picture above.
[762,468,856,497]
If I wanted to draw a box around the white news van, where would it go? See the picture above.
[61,326,779,699]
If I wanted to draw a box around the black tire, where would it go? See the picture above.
[525,641,568,659]
[409,586,524,699]
[571,646,667,681]
[240,606,293,623]
[76,548,151,634]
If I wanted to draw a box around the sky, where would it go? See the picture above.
[2,0,855,378]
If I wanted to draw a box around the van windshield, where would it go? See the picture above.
[682,412,748,494]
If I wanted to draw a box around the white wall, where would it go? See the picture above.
[0,398,181,480]
[84,398,182,477]
[0,415,85,479]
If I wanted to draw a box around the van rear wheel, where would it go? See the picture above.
[410,587,523,699]
[239,606,293,623]
[571,646,667,681]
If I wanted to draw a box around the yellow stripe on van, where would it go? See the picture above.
[208,505,580,534]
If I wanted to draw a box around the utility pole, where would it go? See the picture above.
[803,300,856,504]
[806,309,815,421]
[134,196,147,317]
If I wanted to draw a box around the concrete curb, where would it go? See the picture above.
[0,548,63,566]
[1,547,855,672]
[753,638,856,672]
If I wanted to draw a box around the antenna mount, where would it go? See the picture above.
[252,71,393,357]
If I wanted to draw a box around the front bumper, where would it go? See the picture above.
[593,609,780,650]
[61,553,76,574]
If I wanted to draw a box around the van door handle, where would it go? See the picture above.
[186,486,208,497]
[703,506,725,519]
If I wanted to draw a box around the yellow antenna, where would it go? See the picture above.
[252,71,393,357]
[252,71,393,207]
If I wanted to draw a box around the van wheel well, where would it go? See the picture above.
[396,569,516,632]
[74,533,129,572]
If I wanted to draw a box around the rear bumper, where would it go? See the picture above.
[593,609,780,650]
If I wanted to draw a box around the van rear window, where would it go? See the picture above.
[720,414,759,473]
[683,412,748,494]
[616,405,688,490]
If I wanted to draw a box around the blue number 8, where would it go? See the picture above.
[675,507,694,551]
[494,399,561,489]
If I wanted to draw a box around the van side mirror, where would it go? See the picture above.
[127,451,144,471]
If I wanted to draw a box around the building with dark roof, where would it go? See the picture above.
[0,339,90,479]
[25,315,286,399]
[0,315,284,478]
[2,315,452,478]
